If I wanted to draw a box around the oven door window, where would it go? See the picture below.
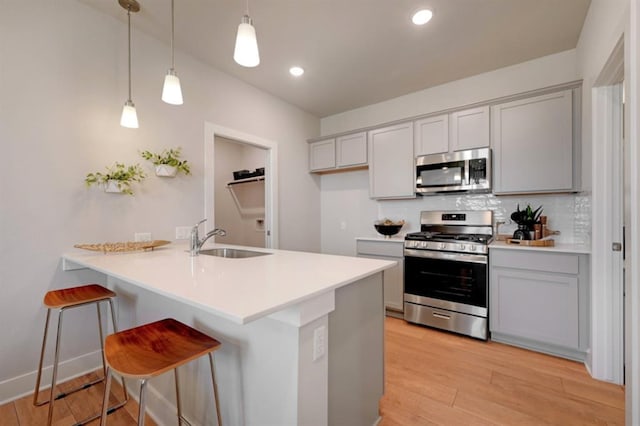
[404,255,487,308]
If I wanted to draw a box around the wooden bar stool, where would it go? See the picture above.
[99,318,223,426]
[33,284,128,426]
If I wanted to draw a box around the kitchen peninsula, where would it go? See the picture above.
[62,243,395,426]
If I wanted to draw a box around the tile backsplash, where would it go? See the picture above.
[320,170,591,255]
[376,192,591,245]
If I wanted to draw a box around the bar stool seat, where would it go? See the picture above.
[34,284,128,426]
[100,318,222,426]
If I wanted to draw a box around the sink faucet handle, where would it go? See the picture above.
[194,218,207,229]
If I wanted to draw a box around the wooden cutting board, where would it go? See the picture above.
[74,240,171,253]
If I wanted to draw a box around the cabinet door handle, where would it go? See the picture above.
[432,312,451,320]
[612,242,622,252]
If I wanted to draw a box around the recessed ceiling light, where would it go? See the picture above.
[289,66,304,77]
[412,9,433,25]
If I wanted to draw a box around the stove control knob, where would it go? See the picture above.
[440,243,446,249]
[459,244,466,251]
[420,241,427,249]
[470,245,476,251]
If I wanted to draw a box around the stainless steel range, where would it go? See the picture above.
[403,210,493,340]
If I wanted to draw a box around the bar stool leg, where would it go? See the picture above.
[97,303,107,377]
[208,353,222,426]
[106,299,128,404]
[174,368,183,425]
[47,308,65,426]
[33,309,51,406]
[100,367,112,426]
[138,379,148,426]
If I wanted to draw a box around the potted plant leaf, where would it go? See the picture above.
[140,147,191,177]
[85,162,146,195]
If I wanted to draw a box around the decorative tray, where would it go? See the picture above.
[74,240,171,253]
[505,238,555,247]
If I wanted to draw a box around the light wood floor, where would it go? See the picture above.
[1,317,625,425]
[379,317,625,425]
[0,372,156,426]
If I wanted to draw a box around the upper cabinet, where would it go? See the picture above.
[450,106,490,152]
[309,138,336,171]
[414,114,449,156]
[414,106,489,156]
[491,89,580,194]
[336,132,367,168]
[309,132,367,173]
[368,122,415,199]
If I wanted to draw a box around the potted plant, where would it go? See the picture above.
[140,147,191,177]
[510,204,543,239]
[85,162,147,195]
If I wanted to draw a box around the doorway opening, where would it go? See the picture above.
[204,122,279,249]
[214,136,267,248]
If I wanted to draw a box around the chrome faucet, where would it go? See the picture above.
[190,219,227,256]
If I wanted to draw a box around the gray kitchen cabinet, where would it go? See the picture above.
[309,138,336,171]
[356,239,404,318]
[309,132,367,173]
[489,248,590,361]
[368,122,415,199]
[491,88,580,194]
[414,106,489,157]
[450,105,490,152]
[336,132,367,168]
[414,114,449,156]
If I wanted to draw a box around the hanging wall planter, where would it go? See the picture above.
[85,162,146,195]
[140,147,190,178]
[154,164,178,177]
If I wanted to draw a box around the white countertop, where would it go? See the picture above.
[489,240,591,254]
[62,243,395,325]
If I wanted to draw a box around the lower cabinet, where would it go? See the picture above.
[489,248,590,361]
[356,239,404,317]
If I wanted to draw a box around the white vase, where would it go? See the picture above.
[104,180,123,193]
[155,165,177,177]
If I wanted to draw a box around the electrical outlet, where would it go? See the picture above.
[313,326,326,361]
[134,232,152,242]
[175,226,192,240]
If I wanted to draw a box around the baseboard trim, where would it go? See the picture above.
[0,350,103,405]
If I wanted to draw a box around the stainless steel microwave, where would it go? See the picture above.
[416,148,491,195]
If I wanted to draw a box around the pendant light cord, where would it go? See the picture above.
[170,0,175,70]
[127,7,132,101]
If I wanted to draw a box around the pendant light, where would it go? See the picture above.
[119,0,140,128]
[162,0,183,105]
[233,0,260,67]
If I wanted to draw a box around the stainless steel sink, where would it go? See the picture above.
[198,248,272,258]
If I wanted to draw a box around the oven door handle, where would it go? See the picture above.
[432,312,451,320]
[404,248,488,264]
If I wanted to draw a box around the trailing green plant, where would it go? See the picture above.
[85,162,147,195]
[140,147,191,175]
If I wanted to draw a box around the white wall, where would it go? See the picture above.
[0,0,319,402]
[319,51,586,256]
[321,50,578,135]
[214,137,266,248]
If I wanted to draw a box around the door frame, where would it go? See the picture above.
[204,122,279,248]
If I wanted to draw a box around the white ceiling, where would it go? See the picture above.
[77,0,591,118]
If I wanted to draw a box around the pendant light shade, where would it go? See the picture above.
[120,100,139,128]
[162,0,183,105]
[119,0,140,128]
[234,14,260,67]
[162,70,183,104]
